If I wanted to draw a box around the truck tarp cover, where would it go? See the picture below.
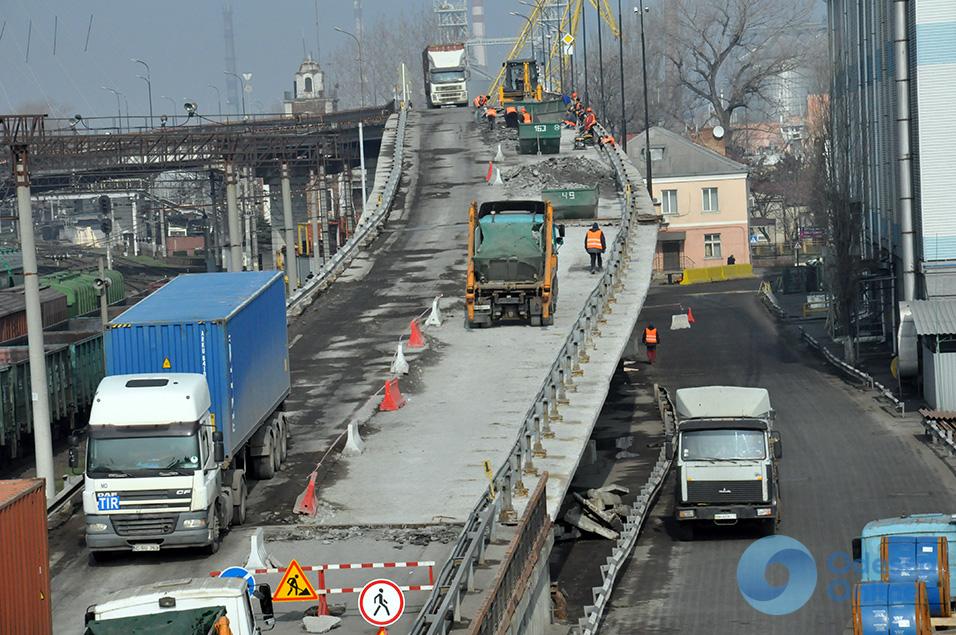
[675,386,772,420]
[84,606,226,635]
[473,219,544,282]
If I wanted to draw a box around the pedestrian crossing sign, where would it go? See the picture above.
[272,559,319,602]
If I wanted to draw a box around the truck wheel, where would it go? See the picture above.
[530,316,542,327]
[272,431,282,471]
[205,505,222,555]
[542,313,554,326]
[252,445,276,480]
[279,418,289,462]
[88,551,107,566]
[232,478,247,526]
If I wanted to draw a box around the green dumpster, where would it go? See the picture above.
[542,186,600,220]
[518,122,563,155]
[512,98,567,123]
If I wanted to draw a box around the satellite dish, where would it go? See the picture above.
[713,126,725,139]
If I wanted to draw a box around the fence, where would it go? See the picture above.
[409,123,656,634]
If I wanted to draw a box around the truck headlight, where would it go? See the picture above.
[87,523,108,532]
[183,518,207,529]
[756,508,773,517]
[678,510,695,519]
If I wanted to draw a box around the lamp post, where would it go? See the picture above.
[131,58,153,127]
[597,1,607,117]
[161,95,178,125]
[617,0,627,151]
[546,33,553,93]
[102,86,123,131]
[334,27,366,108]
[224,72,247,117]
[636,4,652,194]
[510,12,536,61]
[208,84,223,118]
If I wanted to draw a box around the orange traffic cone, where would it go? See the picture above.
[375,629,388,635]
[687,307,696,324]
[407,318,426,349]
[486,161,494,183]
[293,472,318,516]
[380,378,407,411]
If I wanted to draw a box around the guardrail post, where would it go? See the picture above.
[577,325,590,366]
[549,381,562,420]
[498,472,518,524]
[522,430,539,475]
[557,368,570,403]
[513,448,529,497]
[531,417,547,458]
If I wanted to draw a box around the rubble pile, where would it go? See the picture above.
[502,156,616,196]
[558,484,630,540]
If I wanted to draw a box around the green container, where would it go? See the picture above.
[41,270,125,317]
[0,331,104,463]
[542,186,600,220]
[512,98,567,123]
[518,122,563,155]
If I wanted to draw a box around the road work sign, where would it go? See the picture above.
[359,578,405,627]
[272,559,319,602]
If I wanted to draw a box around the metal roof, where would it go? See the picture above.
[626,127,749,179]
[909,299,956,336]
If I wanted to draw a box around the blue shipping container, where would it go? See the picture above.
[104,272,290,459]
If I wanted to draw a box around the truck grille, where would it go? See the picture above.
[687,480,764,504]
[113,514,180,536]
[116,489,192,511]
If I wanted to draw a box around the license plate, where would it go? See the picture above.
[714,513,737,521]
[132,543,160,552]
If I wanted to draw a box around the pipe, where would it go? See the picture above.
[894,0,916,301]
[281,164,297,289]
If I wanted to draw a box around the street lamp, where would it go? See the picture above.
[208,84,223,117]
[224,71,247,117]
[519,1,548,82]
[334,26,366,108]
[635,5,652,195]
[161,95,177,124]
[617,0,626,152]
[102,86,123,131]
[546,33,553,93]
[510,12,536,62]
[131,58,153,127]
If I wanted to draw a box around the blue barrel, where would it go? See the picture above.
[852,581,932,635]
[881,535,951,617]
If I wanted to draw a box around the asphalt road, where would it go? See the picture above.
[600,279,956,634]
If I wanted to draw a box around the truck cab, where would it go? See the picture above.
[422,43,469,108]
[84,577,274,635]
[670,386,782,537]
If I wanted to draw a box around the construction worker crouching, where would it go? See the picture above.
[585,222,606,274]
[520,107,532,124]
[485,106,497,130]
[504,104,520,128]
[582,107,597,135]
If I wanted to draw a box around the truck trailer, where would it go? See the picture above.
[422,43,469,108]
[79,272,291,558]
[669,386,782,538]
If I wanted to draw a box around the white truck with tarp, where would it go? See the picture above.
[668,386,782,538]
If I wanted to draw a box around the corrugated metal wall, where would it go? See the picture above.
[0,479,51,634]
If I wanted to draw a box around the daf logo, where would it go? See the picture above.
[175,490,190,496]
[718,488,732,494]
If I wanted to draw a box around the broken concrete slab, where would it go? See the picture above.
[565,506,619,540]
[302,614,342,633]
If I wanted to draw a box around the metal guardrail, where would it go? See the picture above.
[922,412,956,454]
[409,123,654,634]
[287,105,409,317]
[576,385,674,635]
[758,281,787,320]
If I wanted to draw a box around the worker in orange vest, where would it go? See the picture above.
[585,222,606,274]
[642,323,660,365]
[583,108,597,135]
[485,106,497,130]
[520,107,532,124]
[504,105,520,128]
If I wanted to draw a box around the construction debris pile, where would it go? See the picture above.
[502,156,616,196]
[559,484,630,541]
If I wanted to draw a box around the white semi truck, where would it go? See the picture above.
[422,43,469,108]
[669,386,782,538]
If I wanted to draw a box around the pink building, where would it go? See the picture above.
[628,128,750,274]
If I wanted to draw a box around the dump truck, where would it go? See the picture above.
[465,200,564,328]
[422,43,469,108]
[78,272,291,558]
[667,386,782,538]
[84,577,274,635]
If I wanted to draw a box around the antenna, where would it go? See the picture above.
[314,0,321,60]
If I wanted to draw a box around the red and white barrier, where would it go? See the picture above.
[212,560,436,576]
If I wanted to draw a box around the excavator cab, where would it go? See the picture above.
[500,59,542,104]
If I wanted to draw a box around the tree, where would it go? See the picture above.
[750,153,814,245]
[664,0,815,152]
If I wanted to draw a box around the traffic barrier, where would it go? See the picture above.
[881,536,951,617]
[687,307,696,324]
[492,167,504,186]
[390,342,409,375]
[380,378,407,411]
[407,319,426,349]
[245,527,278,570]
[852,581,933,635]
[495,144,505,162]
[670,314,691,330]
[679,263,755,285]
[343,420,365,456]
[293,472,319,517]
[425,296,443,327]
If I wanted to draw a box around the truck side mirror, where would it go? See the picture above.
[213,430,224,463]
[84,607,95,625]
[254,584,275,629]
[558,224,566,238]
[664,440,674,460]
[68,434,80,470]
[852,537,862,562]
[771,431,782,459]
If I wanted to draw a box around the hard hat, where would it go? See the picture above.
[586,107,593,112]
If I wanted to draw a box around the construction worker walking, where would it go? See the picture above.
[585,222,606,274]
[642,322,660,365]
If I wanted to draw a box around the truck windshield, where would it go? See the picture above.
[681,429,766,461]
[431,70,465,83]
[88,435,201,476]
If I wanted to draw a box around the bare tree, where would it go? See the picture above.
[664,0,815,151]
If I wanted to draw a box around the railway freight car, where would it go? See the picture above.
[40,270,124,318]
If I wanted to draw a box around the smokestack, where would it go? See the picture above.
[471,0,486,66]
[353,0,364,43]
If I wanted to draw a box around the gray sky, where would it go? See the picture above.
[0,0,524,119]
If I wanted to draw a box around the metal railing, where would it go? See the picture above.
[287,105,408,317]
[409,123,656,634]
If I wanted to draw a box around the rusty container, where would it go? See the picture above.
[0,479,52,634]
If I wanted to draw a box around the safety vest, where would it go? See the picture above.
[584,113,597,128]
[505,106,517,115]
[644,327,658,345]
[522,111,532,124]
[586,229,604,250]
[486,108,497,117]
[473,96,482,108]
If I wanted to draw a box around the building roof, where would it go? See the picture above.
[627,127,749,179]
[909,299,956,336]
[297,55,323,75]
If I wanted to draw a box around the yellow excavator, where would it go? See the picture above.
[499,59,544,104]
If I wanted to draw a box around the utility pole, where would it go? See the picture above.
[97,257,109,327]
[130,196,139,256]
[12,144,55,501]
[638,4,652,195]
[224,158,242,271]
[358,123,368,222]
[280,163,297,290]
[617,0,627,152]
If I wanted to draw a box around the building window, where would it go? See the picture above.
[661,189,678,215]
[702,187,719,212]
[704,233,722,258]
[650,146,665,161]
[304,77,313,93]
